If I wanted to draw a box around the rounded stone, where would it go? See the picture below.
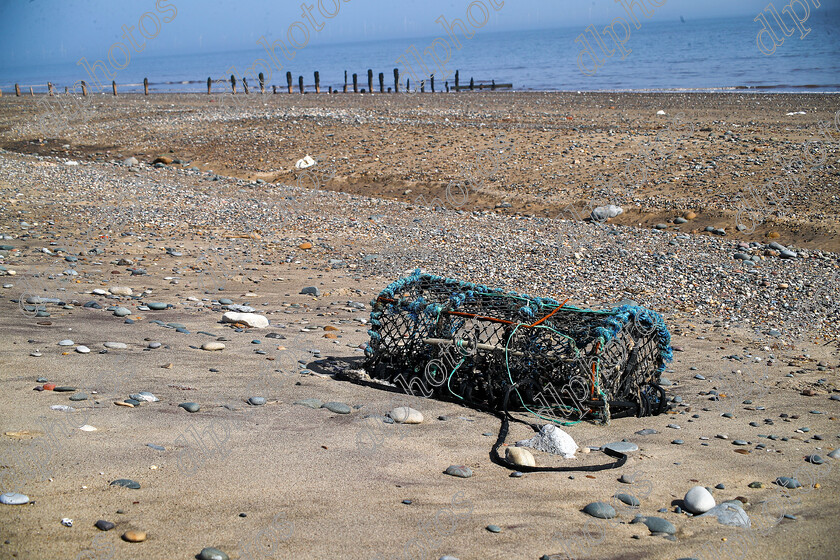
[69,393,88,401]
[776,476,802,488]
[109,287,133,296]
[248,397,266,406]
[113,307,131,317]
[389,406,423,424]
[602,441,639,453]
[506,447,536,467]
[110,479,141,489]
[179,402,200,413]
[0,492,29,505]
[321,402,351,414]
[614,493,640,507]
[807,454,824,464]
[486,525,501,533]
[122,530,146,542]
[827,449,840,459]
[198,547,230,560]
[75,345,90,354]
[58,339,74,346]
[684,486,715,513]
[583,502,616,519]
[147,302,167,310]
[638,516,676,535]
[444,465,473,478]
[104,342,128,349]
[201,342,225,351]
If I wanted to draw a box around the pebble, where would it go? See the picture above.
[300,286,320,296]
[0,492,29,505]
[748,481,764,488]
[131,392,159,402]
[486,525,501,533]
[54,386,77,392]
[94,520,115,531]
[113,307,131,317]
[104,342,127,349]
[69,393,88,401]
[222,312,269,328]
[201,342,225,351]
[827,449,840,459]
[775,476,802,488]
[614,493,640,507]
[602,442,638,453]
[147,302,168,310]
[806,454,824,464]
[635,429,657,435]
[75,345,90,354]
[148,342,162,349]
[179,402,200,413]
[110,479,141,489]
[389,406,423,424]
[146,443,165,451]
[122,530,147,542]
[444,465,473,478]
[198,547,230,560]
[109,287,133,296]
[294,398,323,409]
[321,402,351,414]
[583,502,616,519]
[58,339,74,346]
[248,397,266,406]
[506,447,536,467]
[733,440,748,446]
[672,439,684,445]
[632,516,676,535]
[684,486,715,514]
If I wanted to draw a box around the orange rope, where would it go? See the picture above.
[528,298,570,328]
[376,296,571,329]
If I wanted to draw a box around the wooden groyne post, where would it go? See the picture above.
[259,72,265,94]
[315,71,320,93]
[286,72,293,94]
[144,77,149,95]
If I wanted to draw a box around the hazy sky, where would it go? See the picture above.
[0,0,791,71]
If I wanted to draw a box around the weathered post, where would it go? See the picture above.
[445,81,449,92]
[29,86,34,96]
[243,77,249,94]
[272,85,277,94]
[144,77,149,95]
[393,68,399,93]
[81,81,88,96]
[112,80,117,96]
[14,84,21,97]
[298,75,304,93]
[406,78,410,91]
[420,80,425,93]
[64,86,68,94]
[230,74,237,94]
[455,70,459,92]
[315,71,320,93]
[430,75,435,93]
[329,86,333,94]
[48,82,54,96]
[378,72,384,93]
[258,72,265,94]
[343,70,347,93]
[207,77,212,94]
[352,73,358,93]
[491,79,496,91]
[286,72,293,93]
[469,77,474,91]
[367,69,373,93]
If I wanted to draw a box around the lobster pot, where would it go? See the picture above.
[364,272,673,422]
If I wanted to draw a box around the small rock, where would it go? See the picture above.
[247,397,266,406]
[583,502,616,519]
[109,287,133,296]
[633,516,676,535]
[444,465,473,478]
[95,520,115,531]
[110,479,141,489]
[113,307,131,317]
[198,547,230,560]
[506,447,536,467]
[0,492,29,505]
[294,398,323,409]
[602,442,638,453]
[389,406,423,424]
[486,525,501,533]
[321,402,351,414]
[300,286,320,296]
[58,339,74,346]
[614,493,640,507]
[775,476,802,488]
[75,345,90,354]
[179,402,200,413]
[122,530,147,542]
[684,486,716,514]
[221,312,269,328]
[104,342,127,349]
[201,342,225,351]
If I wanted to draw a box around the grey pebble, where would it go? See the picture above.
[602,442,638,453]
[321,402,351,414]
[444,465,473,478]
[294,398,323,409]
[248,397,266,406]
[94,519,115,531]
[486,525,501,533]
[614,493,640,507]
[583,502,616,519]
[632,516,676,535]
[0,492,29,505]
[775,476,802,488]
[179,402,200,413]
[198,547,229,560]
[110,479,140,489]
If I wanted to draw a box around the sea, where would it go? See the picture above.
[2,10,839,94]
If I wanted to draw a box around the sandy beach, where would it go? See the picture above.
[0,91,838,560]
